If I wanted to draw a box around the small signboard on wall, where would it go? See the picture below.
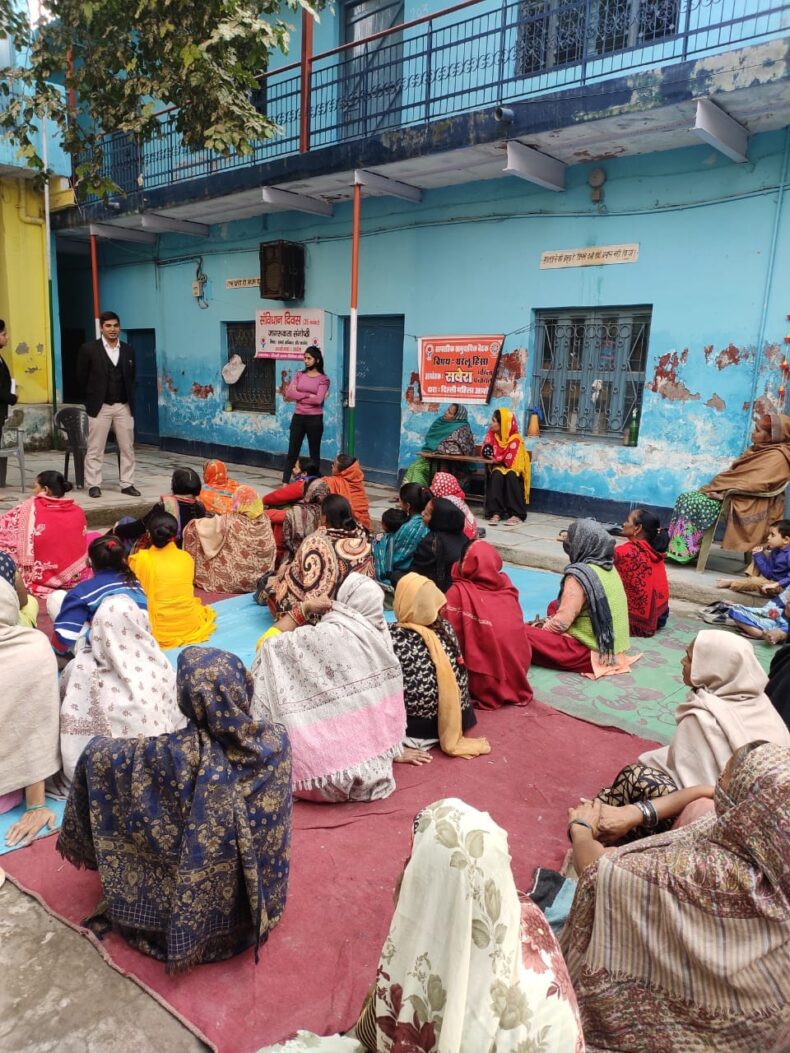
[255,308,324,360]
[418,334,504,404]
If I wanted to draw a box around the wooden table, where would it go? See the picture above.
[420,450,495,506]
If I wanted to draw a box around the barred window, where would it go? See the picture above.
[516,0,678,77]
[531,307,650,442]
[226,322,276,414]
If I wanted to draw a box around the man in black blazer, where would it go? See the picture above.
[0,319,18,486]
[77,310,140,497]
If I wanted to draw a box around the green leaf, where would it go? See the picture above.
[449,851,468,870]
[471,919,490,949]
[465,829,485,858]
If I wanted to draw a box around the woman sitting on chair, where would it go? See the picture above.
[482,408,530,526]
[666,412,790,563]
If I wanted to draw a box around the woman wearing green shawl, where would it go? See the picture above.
[402,404,476,486]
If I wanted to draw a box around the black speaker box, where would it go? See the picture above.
[259,241,305,301]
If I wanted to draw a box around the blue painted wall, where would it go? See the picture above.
[57,127,790,508]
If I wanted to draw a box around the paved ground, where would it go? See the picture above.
[0,443,748,1051]
[1,444,745,604]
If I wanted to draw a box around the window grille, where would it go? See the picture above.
[516,0,678,77]
[226,322,276,414]
[531,307,650,441]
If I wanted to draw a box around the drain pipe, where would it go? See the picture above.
[747,126,790,442]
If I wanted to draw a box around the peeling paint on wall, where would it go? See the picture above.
[191,383,214,399]
[492,348,526,398]
[277,369,294,400]
[647,350,701,401]
[15,342,29,356]
[404,370,438,413]
[160,371,178,394]
[706,393,725,410]
[712,343,750,370]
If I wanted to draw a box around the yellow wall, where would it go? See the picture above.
[0,177,52,405]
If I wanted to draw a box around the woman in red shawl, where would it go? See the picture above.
[481,408,530,525]
[0,470,89,596]
[613,508,670,638]
[444,540,533,709]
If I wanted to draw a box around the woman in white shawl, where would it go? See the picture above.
[0,557,61,847]
[58,593,186,787]
[596,628,790,839]
[251,573,405,803]
[259,799,584,1053]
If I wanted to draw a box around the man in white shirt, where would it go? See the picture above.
[76,310,140,498]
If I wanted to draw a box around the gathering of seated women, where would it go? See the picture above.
[8,434,790,1053]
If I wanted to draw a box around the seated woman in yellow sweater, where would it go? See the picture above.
[129,512,216,649]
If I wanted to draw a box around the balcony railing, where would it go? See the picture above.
[84,0,790,198]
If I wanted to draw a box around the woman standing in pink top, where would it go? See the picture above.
[282,346,330,482]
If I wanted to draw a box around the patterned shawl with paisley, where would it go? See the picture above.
[57,647,293,974]
[270,521,374,619]
[282,479,331,560]
[561,742,790,1052]
[0,493,89,596]
[183,485,277,593]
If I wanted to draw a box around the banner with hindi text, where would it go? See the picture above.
[418,334,504,404]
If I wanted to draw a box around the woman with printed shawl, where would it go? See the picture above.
[481,408,530,525]
[524,518,636,678]
[252,574,405,803]
[183,485,277,593]
[259,800,584,1052]
[57,593,186,788]
[57,647,293,974]
[199,458,241,515]
[281,478,330,563]
[429,471,477,539]
[268,494,373,620]
[667,412,790,563]
[562,742,790,1053]
[402,404,476,487]
[0,471,89,596]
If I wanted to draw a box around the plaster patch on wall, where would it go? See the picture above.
[404,371,438,413]
[706,393,725,411]
[277,368,295,400]
[647,350,700,401]
[15,342,29,355]
[704,345,714,362]
[160,372,178,394]
[712,343,749,370]
[23,365,40,375]
[191,383,214,399]
[492,348,526,398]
[691,39,788,94]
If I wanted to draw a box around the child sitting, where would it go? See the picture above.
[113,467,207,551]
[702,585,790,645]
[380,507,409,535]
[51,535,147,655]
[716,519,790,596]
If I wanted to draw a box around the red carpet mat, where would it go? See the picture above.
[4,702,657,1052]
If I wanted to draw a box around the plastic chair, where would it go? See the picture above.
[696,483,789,572]
[0,410,25,489]
[54,406,120,489]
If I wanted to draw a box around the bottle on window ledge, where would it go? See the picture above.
[625,407,640,447]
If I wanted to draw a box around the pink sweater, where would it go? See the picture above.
[286,371,330,416]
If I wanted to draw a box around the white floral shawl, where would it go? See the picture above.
[59,593,186,785]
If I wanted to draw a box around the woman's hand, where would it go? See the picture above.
[302,596,332,617]
[567,799,601,838]
[5,807,56,848]
[595,802,643,844]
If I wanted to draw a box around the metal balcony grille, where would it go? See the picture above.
[531,307,650,440]
[226,322,276,414]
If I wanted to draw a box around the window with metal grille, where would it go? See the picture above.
[226,322,276,414]
[531,307,650,442]
[516,0,678,77]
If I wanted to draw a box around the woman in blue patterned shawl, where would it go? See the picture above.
[57,646,293,973]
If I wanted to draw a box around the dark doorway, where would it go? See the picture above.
[60,327,86,403]
[343,314,404,485]
[342,0,404,138]
[125,328,160,444]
